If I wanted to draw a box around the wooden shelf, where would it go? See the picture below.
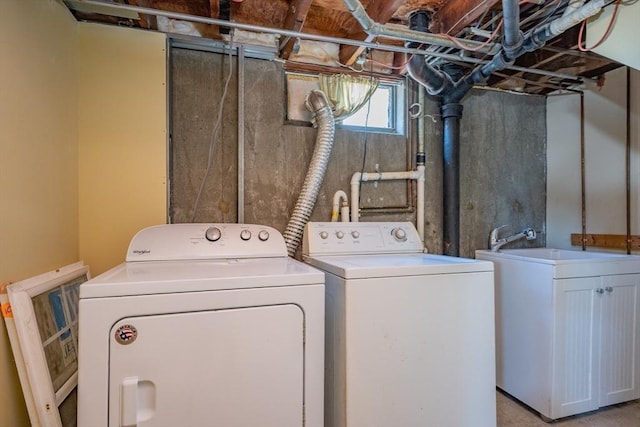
[570,233,640,250]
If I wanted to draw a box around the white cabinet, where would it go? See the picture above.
[476,249,640,422]
[549,274,639,419]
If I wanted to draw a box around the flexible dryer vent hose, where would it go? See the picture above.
[283,90,336,256]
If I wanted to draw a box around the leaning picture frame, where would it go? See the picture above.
[1,261,90,427]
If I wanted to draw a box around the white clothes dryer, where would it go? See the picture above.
[302,222,496,427]
[77,223,324,427]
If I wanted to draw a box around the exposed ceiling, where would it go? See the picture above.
[64,0,623,95]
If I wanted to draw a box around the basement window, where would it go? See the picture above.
[286,73,405,135]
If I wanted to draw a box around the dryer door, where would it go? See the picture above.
[108,304,304,427]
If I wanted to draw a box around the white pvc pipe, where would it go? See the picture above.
[350,166,426,244]
[416,165,425,246]
[562,0,586,17]
[331,190,349,222]
[549,0,605,36]
[340,205,350,223]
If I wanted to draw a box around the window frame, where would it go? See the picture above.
[285,72,406,136]
[338,79,405,135]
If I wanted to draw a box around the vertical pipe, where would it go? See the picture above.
[237,44,245,223]
[626,67,631,254]
[580,92,586,251]
[350,173,361,222]
[416,165,425,246]
[501,0,522,59]
[442,103,463,257]
[417,87,426,247]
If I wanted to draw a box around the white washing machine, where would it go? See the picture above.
[77,223,324,427]
[302,222,497,427]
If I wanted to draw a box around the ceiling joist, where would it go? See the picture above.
[431,0,501,35]
[280,0,315,59]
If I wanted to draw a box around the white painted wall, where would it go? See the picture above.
[547,67,640,252]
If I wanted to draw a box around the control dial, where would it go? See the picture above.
[336,231,345,239]
[240,229,252,241]
[392,227,407,241]
[258,230,270,241]
[351,231,360,239]
[205,226,222,242]
[320,231,329,239]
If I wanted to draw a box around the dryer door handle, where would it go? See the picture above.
[121,376,140,427]
[121,377,156,426]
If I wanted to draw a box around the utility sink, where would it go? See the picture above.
[476,248,640,278]
[476,247,640,420]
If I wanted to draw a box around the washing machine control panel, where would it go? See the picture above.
[302,222,423,256]
[126,223,287,261]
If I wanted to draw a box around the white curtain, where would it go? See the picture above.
[317,73,379,121]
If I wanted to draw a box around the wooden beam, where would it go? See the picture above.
[128,0,156,29]
[339,31,373,66]
[338,0,405,66]
[209,0,220,18]
[431,0,501,35]
[280,0,314,60]
[209,0,221,37]
[570,233,640,250]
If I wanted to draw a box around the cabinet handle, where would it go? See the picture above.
[595,288,604,294]
[605,286,613,293]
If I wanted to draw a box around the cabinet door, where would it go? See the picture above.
[552,277,601,419]
[600,274,640,406]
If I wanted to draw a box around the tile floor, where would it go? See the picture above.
[497,390,640,426]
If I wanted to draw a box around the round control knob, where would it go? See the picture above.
[258,230,269,241]
[205,226,222,242]
[392,227,407,241]
[336,231,345,239]
[351,231,360,239]
[320,231,329,239]
[240,229,252,241]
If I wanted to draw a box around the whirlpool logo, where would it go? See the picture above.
[132,249,151,255]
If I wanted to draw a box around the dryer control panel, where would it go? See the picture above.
[126,223,287,261]
[302,222,423,256]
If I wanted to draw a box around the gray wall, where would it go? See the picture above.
[170,48,546,258]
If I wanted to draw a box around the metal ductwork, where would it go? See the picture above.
[283,90,336,257]
[341,0,498,54]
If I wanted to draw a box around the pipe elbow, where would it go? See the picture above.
[503,30,524,61]
[350,172,363,186]
[332,190,348,208]
[407,55,448,96]
[305,90,331,114]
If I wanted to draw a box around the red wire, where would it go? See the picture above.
[440,20,504,52]
[578,0,621,52]
[367,0,532,70]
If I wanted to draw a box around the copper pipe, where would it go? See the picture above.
[580,92,586,251]
[626,67,631,254]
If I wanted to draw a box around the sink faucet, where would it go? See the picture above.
[489,226,537,252]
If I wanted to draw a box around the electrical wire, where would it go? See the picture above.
[442,0,494,35]
[524,0,563,32]
[357,50,375,214]
[440,20,504,52]
[191,38,235,222]
[437,0,556,54]
[577,0,621,52]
